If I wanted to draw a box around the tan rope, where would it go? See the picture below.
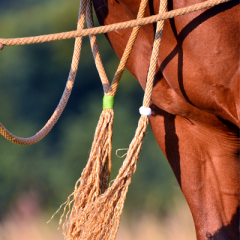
[0,0,87,145]
[0,0,231,47]
[143,3,166,108]
[86,0,149,96]
[57,1,167,239]
[0,0,231,145]
[107,0,149,96]
[86,1,110,93]
[56,1,150,239]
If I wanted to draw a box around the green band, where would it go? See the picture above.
[103,95,114,109]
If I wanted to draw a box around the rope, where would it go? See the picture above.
[56,2,168,239]
[86,0,149,97]
[55,1,150,239]
[0,0,87,145]
[0,0,231,145]
[86,0,110,93]
[0,0,231,47]
[1,0,232,239]
[106,0,149,97]
[143,1,166,108]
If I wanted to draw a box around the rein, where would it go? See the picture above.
[0,0,232,239]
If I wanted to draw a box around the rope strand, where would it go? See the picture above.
[0,0,231,47]
[0,0,87,145]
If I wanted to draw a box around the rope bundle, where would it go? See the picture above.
[55,0,150,239]
[0,0,232,239]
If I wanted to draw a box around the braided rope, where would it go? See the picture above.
[0,0,231,47]
[86,0,149,96]
[54,1,150,239]
[143,1,167,108]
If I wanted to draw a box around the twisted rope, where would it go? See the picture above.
[0,0,87,145]
[54,1,150,239]
[1,0,232,239]
[56,1,168,239]
[0,0,231,47]
[0,0,231,145]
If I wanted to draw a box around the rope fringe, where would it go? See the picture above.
[59,109,114,239]
[61,115,148,240]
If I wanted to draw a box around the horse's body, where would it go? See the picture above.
[92,0,240,239]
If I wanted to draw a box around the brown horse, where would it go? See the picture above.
[92,0,240,239]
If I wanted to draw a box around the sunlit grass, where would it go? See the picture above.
[0,193,196,240]
[117,199,196,240]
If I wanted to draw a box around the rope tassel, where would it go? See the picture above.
[59,107,114,239]
[62,115,148,240]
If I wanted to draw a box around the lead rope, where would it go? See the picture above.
[54,0,167,239]
[52,1,149,239]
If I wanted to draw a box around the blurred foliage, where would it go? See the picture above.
[0,0,183,220]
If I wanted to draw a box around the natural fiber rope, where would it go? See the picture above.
[55,1,167,240]
[106,0,149,97]
[0,0,87,145]
[86,0,149,96]
[0,0,231,47]
[0,0,231,145]
[53,1,150,239]
[55,0,167,240]
[143,4,166,108]
[0,0,231,239]
[86,0,110,93]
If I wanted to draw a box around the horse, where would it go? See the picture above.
[92,0,240,239]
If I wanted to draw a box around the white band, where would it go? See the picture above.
[139,106,152,116]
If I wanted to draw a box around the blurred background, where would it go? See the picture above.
[0,0,195,239]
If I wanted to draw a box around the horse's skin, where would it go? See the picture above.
[92,0,240,239]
